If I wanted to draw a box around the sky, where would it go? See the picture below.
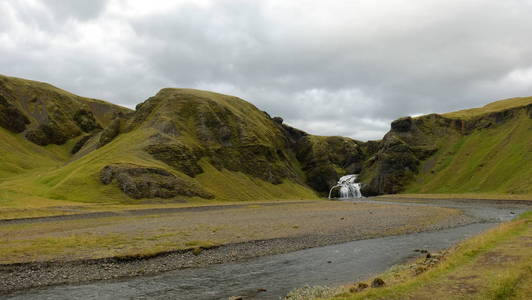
[2,0,532,141]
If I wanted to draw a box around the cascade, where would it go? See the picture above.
[328,174,362,199]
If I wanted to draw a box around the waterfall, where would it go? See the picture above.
[328,174,362,199]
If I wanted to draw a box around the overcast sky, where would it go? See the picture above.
[2,0,532,140]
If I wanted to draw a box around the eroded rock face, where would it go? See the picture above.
[390,116,413,132]
[0,107,30,133]
[294,135,365,195]
[74,109,101,132]
[144,143,203,177]
[25,122,70,145]
[100,164,213,199]
[361,137,420,196]
[98,118,121,147]
[208,144,298,185]
[0,94,30,133]
[71,134,93,154]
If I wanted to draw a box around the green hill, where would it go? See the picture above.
[0,74,530,204]
[360,97,532,196]
[0,75,364,204]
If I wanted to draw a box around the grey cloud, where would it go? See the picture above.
[2,0,532,140]
[43,0,107,21]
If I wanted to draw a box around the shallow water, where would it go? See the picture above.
[6,201,528,300]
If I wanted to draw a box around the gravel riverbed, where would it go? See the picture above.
[0,199,479,294]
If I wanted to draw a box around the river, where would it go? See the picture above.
[5,199,529,300]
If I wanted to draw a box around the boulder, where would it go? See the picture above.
[272,116,283,124]
[349,282,369,293]
[371,278,385,288]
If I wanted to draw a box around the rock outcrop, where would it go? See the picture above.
[100,164,213,199]
[295,135,365,194]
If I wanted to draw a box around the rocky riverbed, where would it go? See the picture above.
[0,199,476,294]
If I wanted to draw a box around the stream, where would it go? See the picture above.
[5,200,529,300]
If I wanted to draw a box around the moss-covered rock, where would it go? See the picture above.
[100,163,213,199]
[360,137,420,196]
[74,109,101,132]
[144,143,203,177]
[0,93,31,133]
[0,107,30,133]
[391,116,413,132]
[71,134,93,154]
[25,122,70,145]
[294,135,365,195]
[98,118,121,147]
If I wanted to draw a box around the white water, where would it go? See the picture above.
[328,174,362,199]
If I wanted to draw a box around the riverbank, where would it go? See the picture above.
[377,193,532,204]
[0,200,471,294]
[325,210,532,300]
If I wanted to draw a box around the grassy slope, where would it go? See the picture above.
[2,75,530,206]
[405,99,532,196]
[330,211,532,300]
[443,97,532,119]
[0,127,69,178]
[0,74,131,128]
[0,85,317,207]
[1,127,315,205]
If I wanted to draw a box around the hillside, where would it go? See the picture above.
[359,97,532,196]
[0,75,364,203]
[0,74,531,204]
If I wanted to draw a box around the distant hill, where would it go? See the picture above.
[0,74,530,203]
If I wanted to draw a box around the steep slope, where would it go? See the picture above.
[1,74,530,202]
[360,97,532,196]
[294,135,366,194]
[0,74,131,146]
[0,81,327,203]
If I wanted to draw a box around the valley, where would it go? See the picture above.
[0,74,530,299]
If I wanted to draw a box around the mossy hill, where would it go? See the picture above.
[359,97,532,196]
[0,75,362,203]
[0,74,530,203]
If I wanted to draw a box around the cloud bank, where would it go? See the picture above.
[2,0,532,140]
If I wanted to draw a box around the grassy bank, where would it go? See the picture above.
[327,211,532,300]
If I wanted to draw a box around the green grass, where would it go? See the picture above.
[329,211,532,300]
[0,79,323,205]
[406,109,532,195]
[443,96,532,119]
[1,74,530,207]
